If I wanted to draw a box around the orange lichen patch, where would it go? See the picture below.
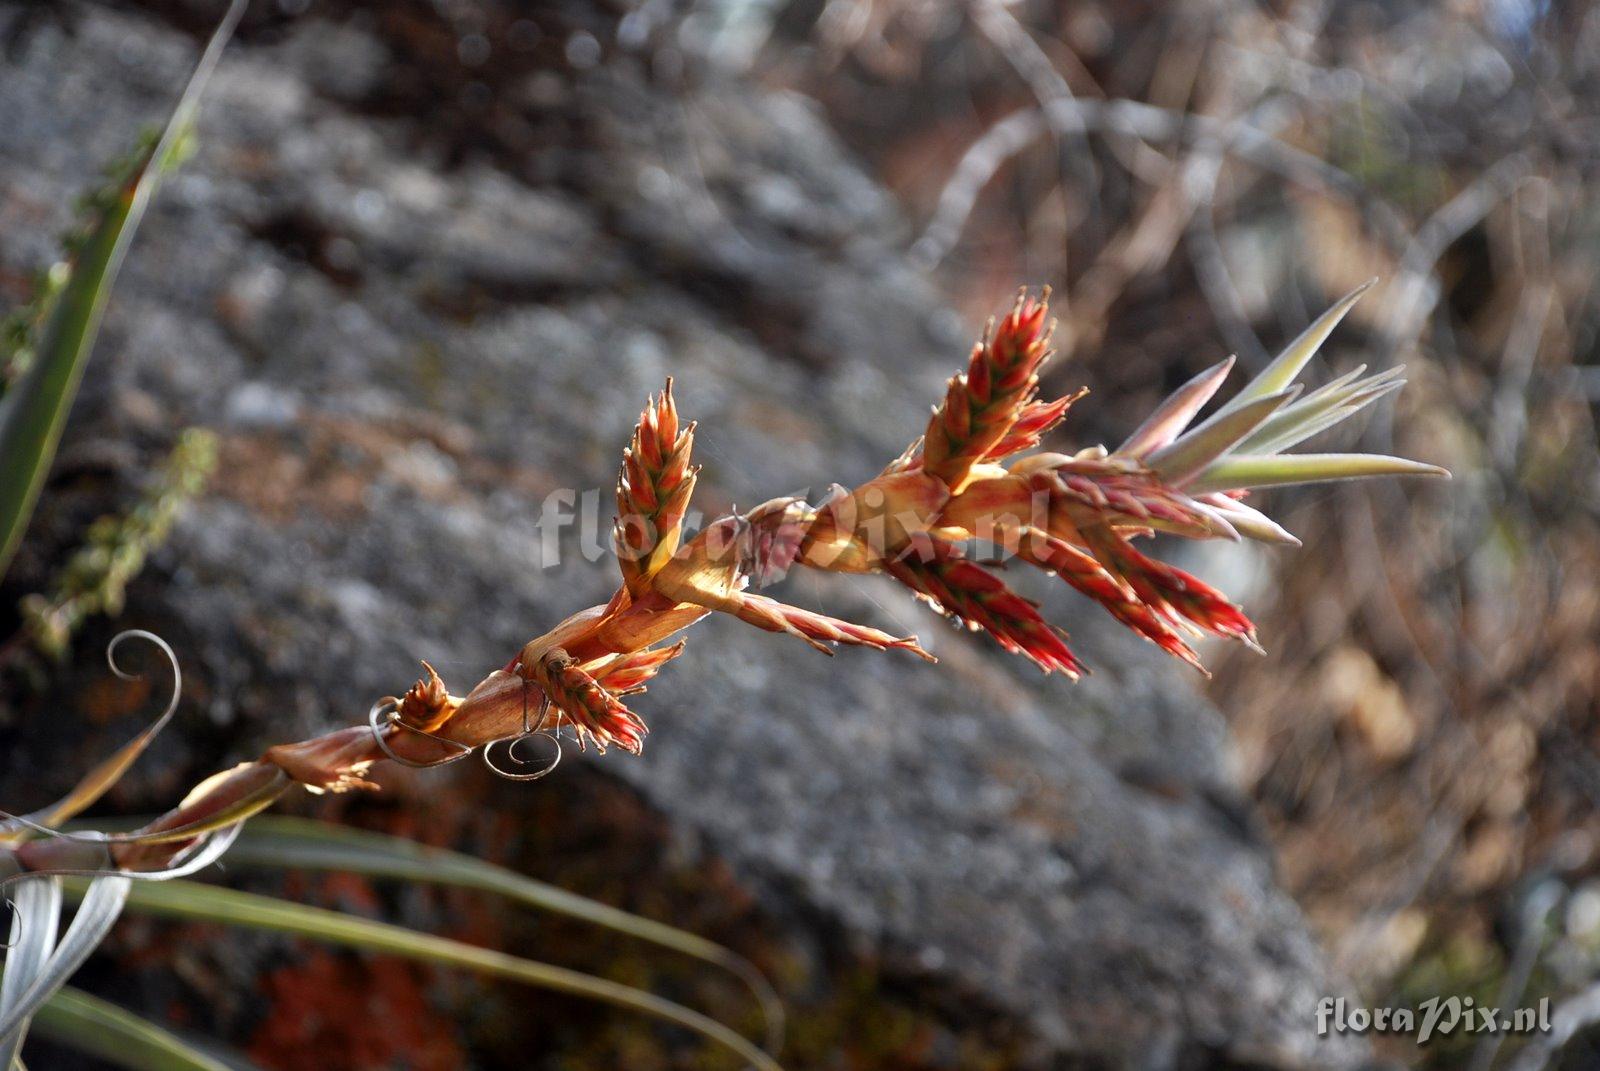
[248,948,464,1071]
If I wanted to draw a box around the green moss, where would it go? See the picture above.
[0,261,70,392]
[19,428,218,660]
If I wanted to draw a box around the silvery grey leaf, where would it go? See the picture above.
[0,877,63,1066]
[0,876,129,1047]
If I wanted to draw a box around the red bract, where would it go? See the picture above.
[886,539,1083,677]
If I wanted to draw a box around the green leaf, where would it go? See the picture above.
[228,815,782,1051]
[0,0,245,579]
[1187,453,1451,494]
[1213,279,1376,420]
[1148,390,1295,484]
[68,878,784,1071]
[1234,367,1405,456]
[32,987,240,1071]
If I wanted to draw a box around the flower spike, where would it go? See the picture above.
[921,289,1055,490]
[527,650,648,754]
[615,379,699,597]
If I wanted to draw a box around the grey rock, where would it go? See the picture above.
[0,4,1362,1068]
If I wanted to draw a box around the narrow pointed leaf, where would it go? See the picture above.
[0,878,63,1065]
[1283,363,1399,416]
[0,876,130,1044]
[1295,363,1372,402]
[1214,279,1376,419]
[96,775,286,849]
[1180,496,1242,541]
[69,878,783,1071]
[1197,494,1302,545]
[1241,381,1405,456]
[1283,365,1402,410]
[228,816,782,1052]
[1232,365,1383,452]
[1149,390,1295,484]
[33,987,239,1071]
[0,0,244,578]
[1117,356,1235,457]
[1187,453,1450,494]
[1236,371,1406,455]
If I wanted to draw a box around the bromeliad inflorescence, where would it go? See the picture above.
[0,283,1448,1068]
[3,280,1448,892]
[403,278,1446,755]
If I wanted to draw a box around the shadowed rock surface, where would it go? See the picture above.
[0,3,1364,1068]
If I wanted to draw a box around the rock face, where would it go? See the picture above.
[0,3,1362,1067]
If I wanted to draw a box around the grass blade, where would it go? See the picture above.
[0,0,244,578]
[228,815,783,1052]
[32,987,240,1071]
[68,878,784,1071]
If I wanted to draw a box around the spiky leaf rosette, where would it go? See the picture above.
[615,379,698,596]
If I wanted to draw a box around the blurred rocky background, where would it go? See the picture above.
[0,0,1596,1069]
